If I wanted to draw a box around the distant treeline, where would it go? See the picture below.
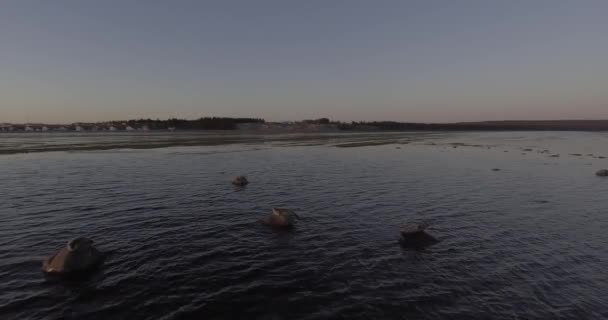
[8,118,608,132]
[123,117,265,130]
[302,118,331,124]
[339,120,608,131]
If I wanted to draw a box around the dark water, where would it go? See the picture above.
[1,132,608,319]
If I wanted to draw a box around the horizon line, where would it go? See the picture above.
[4,118,608,126]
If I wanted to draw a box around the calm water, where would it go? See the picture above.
[1,132,607,319]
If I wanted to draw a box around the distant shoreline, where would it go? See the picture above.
[1,129,607,156]
[3,119,608,133]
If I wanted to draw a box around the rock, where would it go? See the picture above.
[42,238,103,275]
[260,208,299,228]
[596,169,608,177]
[232,176,249,186]
[401,222,429,234]
[399,222,438,248]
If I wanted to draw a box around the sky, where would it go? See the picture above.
[1,0,607,123]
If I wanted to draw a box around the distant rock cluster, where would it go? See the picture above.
[40,172,443,281]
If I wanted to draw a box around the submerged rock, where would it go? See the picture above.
[399,223,438,248]
[596,169,608,177]
[42,238,103,275]
[232,176,249,186]
[260,208,299,228]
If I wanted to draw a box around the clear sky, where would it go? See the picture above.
[1,0,607,123]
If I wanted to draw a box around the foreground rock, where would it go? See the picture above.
[597,169,608,177]
[232,176,249,186]
[260,208,299,228]
[42,238,104,275]
[399,223,438,248]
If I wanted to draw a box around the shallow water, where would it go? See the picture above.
[0,131,438,154]
[1,132,607,319]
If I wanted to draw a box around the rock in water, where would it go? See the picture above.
[232,176,249,186]
[401,222,429,234]
[260,208,298,228]
[596,169,608,177]
[399,223,438,248]
[42,238,103,275]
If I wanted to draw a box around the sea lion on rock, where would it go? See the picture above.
[260,208,299,228]
[42,237,104,275]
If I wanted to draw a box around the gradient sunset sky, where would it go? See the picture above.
[1,0,607,123]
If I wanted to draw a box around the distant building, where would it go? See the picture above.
[0,124,13,132]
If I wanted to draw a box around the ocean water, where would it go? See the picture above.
[1,131,607,319]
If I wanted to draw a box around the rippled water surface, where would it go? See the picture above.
[1,132,608,319]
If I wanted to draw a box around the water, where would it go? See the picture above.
[1,131,607,319]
